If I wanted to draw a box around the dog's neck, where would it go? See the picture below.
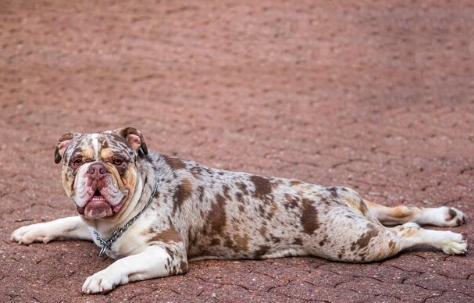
[92,177,159,257]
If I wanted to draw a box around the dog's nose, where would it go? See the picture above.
[87,163,107,179]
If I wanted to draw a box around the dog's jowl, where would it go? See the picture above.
[11,127,468,294]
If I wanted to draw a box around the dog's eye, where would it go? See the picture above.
[112,157,125,166]
[71,157,83,168]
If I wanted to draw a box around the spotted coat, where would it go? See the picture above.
[11,128,468,294]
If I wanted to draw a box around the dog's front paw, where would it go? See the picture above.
[11,223,52,245]
[82,270,127,294]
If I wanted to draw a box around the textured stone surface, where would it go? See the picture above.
[1,0,473,302]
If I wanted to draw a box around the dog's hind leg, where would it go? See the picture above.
[389,222,467,255]
[308,207,467,263]
[364,200,466,227]
[321,221,468,263]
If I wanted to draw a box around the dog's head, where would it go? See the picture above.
[54,127,148,220]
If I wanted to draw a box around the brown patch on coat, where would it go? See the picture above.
[180,261,189,273]
[267,201,278,219]
[164,155,187,170]
[250,175,272,199]
[173,178,193,213]
[236,192,245,204]
[236,182,249,195]
[356,198,369,216]
[320,196,331,206]
[293,238,303,245]
[386,206,417,221]
[284,194,299,209]
[327,186,339,199]
[344,195,368,217]
[210,238,220,246]
[259,226,267,237]
[348,199,368,216]
[223,185,232,200]
[258,205,265,217]
[300,199,319,235]
[190,166,203,179]
[254,245,270,258]
[188,229,197,247]
[80,146,95,160]
[290,180,303,186]
[99,147,114,161]
[208,194,227,235]
[233,234,249,252]
[388,240,396,253]
[270,235,281,243]
[197,185,205,201]
[337,248,346,260]
[231,217,242,229]
[224,237,233,249]
[399,226,421,238]
[319,235,328,246]
[352,227,380,251]
[165,247,174,259]
[148,229,183,243]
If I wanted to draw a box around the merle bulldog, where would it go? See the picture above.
[11,127,468,294]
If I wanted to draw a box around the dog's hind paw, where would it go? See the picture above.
[441,232,468,255]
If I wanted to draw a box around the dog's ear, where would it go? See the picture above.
[116,127,148,156]
[54,132,79,164]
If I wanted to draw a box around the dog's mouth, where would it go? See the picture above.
[77,189,125,219]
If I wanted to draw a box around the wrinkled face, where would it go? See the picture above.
[58,132,140,220]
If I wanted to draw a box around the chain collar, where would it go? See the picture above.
[93,179,159,258]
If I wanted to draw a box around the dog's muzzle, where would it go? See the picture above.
[76,162,125,219]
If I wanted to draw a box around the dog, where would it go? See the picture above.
[11,127,468,294]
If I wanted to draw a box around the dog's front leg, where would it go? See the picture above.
[82,244,188,294]
[11,216,91,244]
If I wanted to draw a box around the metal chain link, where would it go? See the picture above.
[94,179,159,257]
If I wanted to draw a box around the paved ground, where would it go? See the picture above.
[1,0,474,302]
